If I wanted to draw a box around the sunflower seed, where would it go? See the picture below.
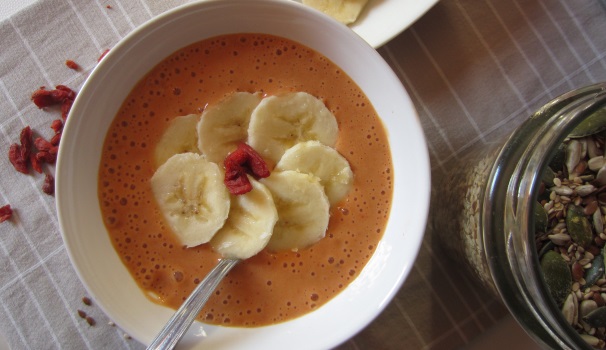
[548,233,571,246]
[567,140,582,176]
[577,184,597,197]
[581,334,601,346]
[597,166,606,187]
[534,201,548,232]
[553,186,574,196]
[562,292,579,325]
[589,156,606,171]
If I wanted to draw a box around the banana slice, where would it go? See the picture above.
[151,152,230,247]
[197,92,262,164]
[210,176,278,259]
[302,0,369,25]
[248,92,338,165]
[260,170,330,252]
[154,114,200,168]
[275,140,353,206]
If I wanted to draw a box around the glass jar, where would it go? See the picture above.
[432,82,606,349]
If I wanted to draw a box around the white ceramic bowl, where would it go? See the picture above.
[56,0,430,349]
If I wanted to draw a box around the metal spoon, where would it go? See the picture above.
[146,258,240,350]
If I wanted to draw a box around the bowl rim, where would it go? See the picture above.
[56,0,431,348]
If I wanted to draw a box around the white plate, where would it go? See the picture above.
[0,0,438,48]
[294,0,440,48]
[56,1,430,349]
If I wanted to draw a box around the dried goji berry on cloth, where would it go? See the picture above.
[50,119,63,134]
[34,137,53,152]
[8,126,39,174]
[19,126,33,161]
[65,60,79,70]
[31,88,55,109]
[50,133,62,147]
[42,174,54,195]
[30,153,42,174]
[55,85,76,101]
[8,143,28,174]
[35,150,57,164]
[61,98,73,120]
[31,85,77,120]
[0,204,13,222]
[33,136,58,166]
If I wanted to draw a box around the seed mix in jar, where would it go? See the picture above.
[535,110,606,348]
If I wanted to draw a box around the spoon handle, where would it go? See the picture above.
[146,258,240,350]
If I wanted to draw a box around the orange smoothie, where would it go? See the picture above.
[98,33,392,327]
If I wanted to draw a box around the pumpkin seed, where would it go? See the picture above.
[534,201,548,233]
[538,240,555,259]
[549,143,566,172]
[584,306,606,328]
[584,253,605,287]
[569,108,606,138]
[566,204,594,249]
[541,250,572,306]
[541,166,557,187]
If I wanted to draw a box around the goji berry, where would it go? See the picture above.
[50,119,63,133]
[224,162,252,195]
[0,204,13,222]
[65,60,79,70]
[238,142,270,178]
[50,89,71,102]
[31,88,55,109]
[30,153,42,174]
[31,85,76,109]
[35,150,56,164]
[61,98,73,120]
[42,174,54,195]
[223,143,270,195]
[34,137,53,152]
[8,144,28,174]
[19,126,33,161]
[50,133,62,147]
[55,85,76,101]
